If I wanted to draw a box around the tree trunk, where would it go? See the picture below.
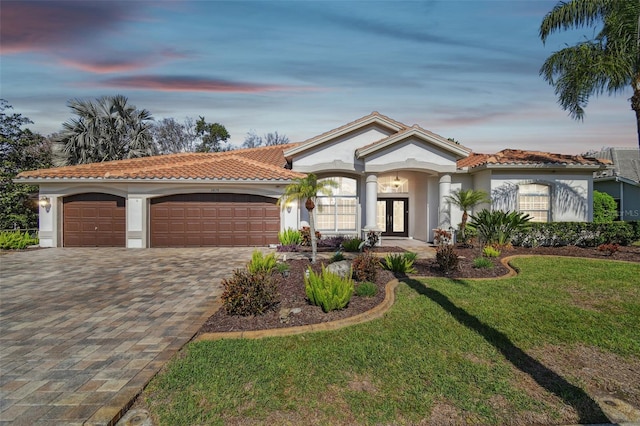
[632,76,640,149]
[308,204,317,264]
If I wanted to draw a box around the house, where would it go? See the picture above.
[18,112,609,248]
[593,147,640,221]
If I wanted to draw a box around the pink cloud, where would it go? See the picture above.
[60,58,151,74]
[0,1,135,54]
[94,75,313,93]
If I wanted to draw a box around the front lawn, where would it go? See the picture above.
[143,257,640,425]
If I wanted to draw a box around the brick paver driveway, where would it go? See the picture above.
[0,247,255,425]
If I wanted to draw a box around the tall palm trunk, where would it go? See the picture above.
[632,74,640,148]
[306,197,318,264]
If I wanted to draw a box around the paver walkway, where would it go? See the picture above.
[0,247,254,425]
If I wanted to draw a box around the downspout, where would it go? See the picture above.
[620,178,624,220]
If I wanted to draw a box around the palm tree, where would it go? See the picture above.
[278,173,337,263]
[539,0,640,147]
[53,95,157,166]
[445,189,490,245]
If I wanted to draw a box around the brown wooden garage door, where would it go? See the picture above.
[63,193,126,247]
[150,193,280,247]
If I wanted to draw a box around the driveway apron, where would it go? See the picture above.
[0,247,254,425]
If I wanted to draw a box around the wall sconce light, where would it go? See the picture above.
[286,203,293,213]
[39,196,51,212]
[393,173,401,189]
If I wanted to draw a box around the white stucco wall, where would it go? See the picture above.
[364,138,459,173]
[292,125,394,173]
[489,171,593,221]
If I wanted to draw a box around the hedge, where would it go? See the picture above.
[512,221,640,247]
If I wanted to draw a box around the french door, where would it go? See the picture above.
[376,198,408,237]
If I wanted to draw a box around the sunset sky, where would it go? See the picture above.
[1,0,635,154]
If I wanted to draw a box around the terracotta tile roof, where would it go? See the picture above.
[18,144,305,181]
[457,149,609,169]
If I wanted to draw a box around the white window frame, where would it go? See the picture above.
[315,177,358,233]
[518,183,551,222]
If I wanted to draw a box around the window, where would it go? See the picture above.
[518,183,550,222]
[315,177,358,232]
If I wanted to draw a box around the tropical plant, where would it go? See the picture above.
[53,95,157,166]
[341,237,363,252]
[355,281,378,297]
[597,242,619,256]
[329,251,345,263]
[0,230,38,250]
[278,228,302,246]
[539,0,640,146]
[278,173,338,263]
[445,189,490,244]
[436,245,460,274]
[482,245,501,258]
[304,265,354,312]
[246,250,278,274]
[593,190,619,223]
[221,270,279,316]
[473,257,494,269]
[351,251,379,282]
[468,209,532,247]
[382,252,417,275]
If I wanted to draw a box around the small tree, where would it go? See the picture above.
[593,190,618,223]
[445,189,490,245]
[278,173,337,263]
[242,130,289,148]
[195,117,230,152]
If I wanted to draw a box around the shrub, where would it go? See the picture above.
[0,230,38,250]
[221,270,279,316]
[352,251,379,282]
[436,245,459,274]
[593,190,619,223]
[247,250,278,274]
[382,252,417,274]
[277,244,300,252]
[276,262,290,276]
[473,257,493,269]
[433,229,452,246]
[355,281,378,297]
[342,238,364,252]
[512,221,636,247]
[304,265,354,312]
[598,243,619,256]
[278,228,302,245]
[468,209,532,247]
[300,226,321,246]
[482,245,501,257]
[329,251,345,263]
[318,235,347,248]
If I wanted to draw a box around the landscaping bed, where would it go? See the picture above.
[199,244,640,334]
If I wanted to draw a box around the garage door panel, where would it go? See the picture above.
[63,193,125,247]
[150,193,280,247]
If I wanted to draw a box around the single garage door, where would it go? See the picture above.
[63,193,126,247]
[150,193,280,247]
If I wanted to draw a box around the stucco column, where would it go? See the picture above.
[38,195,58,248]
[364,174,378,229]
[438,174,451,228]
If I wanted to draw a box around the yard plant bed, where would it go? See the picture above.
[199,245,640,335]
[144,256,640,426]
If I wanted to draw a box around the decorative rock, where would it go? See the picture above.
[326,260,352,278]
[291,308,302,314]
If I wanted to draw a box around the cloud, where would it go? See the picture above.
[0,1,138,54]
[93,75,315,93]
[59,48,193,74]
[60,58,150,74]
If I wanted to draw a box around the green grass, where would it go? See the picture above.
[143,257,640,425]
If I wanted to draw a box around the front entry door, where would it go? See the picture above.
[376,198,408,237]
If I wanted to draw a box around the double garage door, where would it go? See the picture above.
[63,193,280,247]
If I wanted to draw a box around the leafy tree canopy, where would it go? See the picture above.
[539,0,640,146]
[1,100,51,229]
[195,117,230,152]
[53,95,157,166]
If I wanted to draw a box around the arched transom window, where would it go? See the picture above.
[316,177,358,233]
[518,183,550,222]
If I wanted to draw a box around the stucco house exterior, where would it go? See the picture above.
[594,147,640,221]
[18,112,608,248]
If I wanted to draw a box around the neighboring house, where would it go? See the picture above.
[593,147,640,221]
[18,112,608,248]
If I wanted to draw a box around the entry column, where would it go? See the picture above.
[438,174,451,228]
[364,174,378,229]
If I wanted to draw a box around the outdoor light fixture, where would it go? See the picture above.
[286,203,292,213]
[393,173,401,189]
[39,196,51,212]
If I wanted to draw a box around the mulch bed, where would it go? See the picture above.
[199,245,640,334]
